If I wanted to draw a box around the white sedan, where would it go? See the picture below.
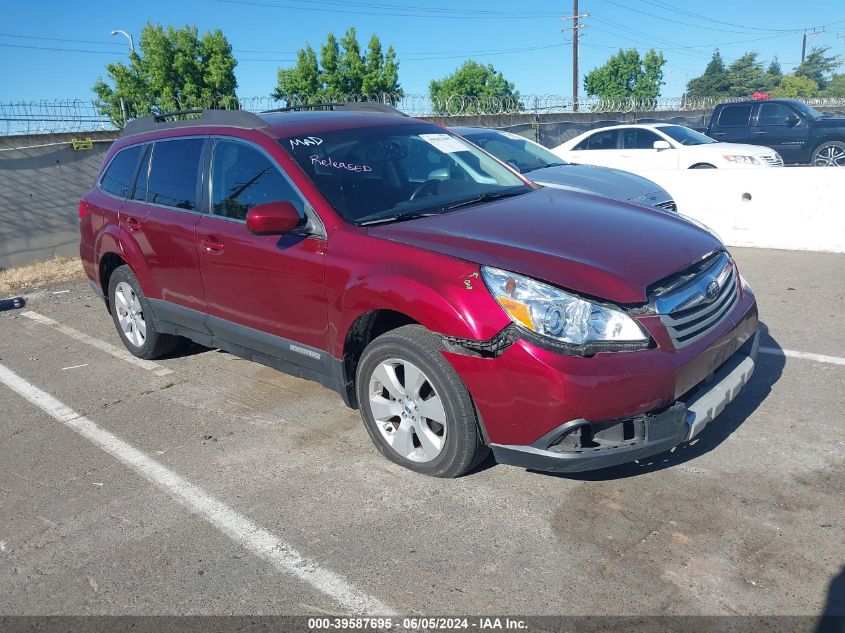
[552,123,784,170]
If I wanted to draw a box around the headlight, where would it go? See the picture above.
[481,266,648,348]
[722,154,759,164]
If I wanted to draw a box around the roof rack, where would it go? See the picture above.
[260,101,406,116]
[120,109,269,138]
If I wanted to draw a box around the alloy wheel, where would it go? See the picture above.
[368,358,447,463]
[114,281,146,347]
[813,144,845,167]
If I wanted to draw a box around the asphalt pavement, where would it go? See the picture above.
[0,247,842,618]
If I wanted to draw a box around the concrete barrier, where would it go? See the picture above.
[0,132,116,270]
[630,167,845,254]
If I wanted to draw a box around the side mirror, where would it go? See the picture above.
[786,114,800,127]
[653,140,672,151]
[246,201,302,235]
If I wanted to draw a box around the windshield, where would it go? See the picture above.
[280,123,531,225]
[789,101,824,119]
[459,130,568,173]
[658,125,717,146]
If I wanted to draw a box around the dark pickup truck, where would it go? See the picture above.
[707,99,845,166]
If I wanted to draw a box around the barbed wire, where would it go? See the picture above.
[2,94,845,136]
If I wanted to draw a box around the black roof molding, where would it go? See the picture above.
[261,101,406,116]
[120,109,269,137]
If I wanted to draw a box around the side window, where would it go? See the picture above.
[100,145,143,198]
[578,130,619,150]
[211,140,304,221]
[131,144,152,202]
[717,105,752,127]
[147,138,204,210]
[623,129,661,149]
[757,103,794,126]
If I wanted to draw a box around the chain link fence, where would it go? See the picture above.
[3,94,845,135]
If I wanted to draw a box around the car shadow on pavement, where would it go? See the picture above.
[817,566,845,632]
[511,322,786,481]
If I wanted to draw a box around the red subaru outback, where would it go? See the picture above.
[79,105,759,477]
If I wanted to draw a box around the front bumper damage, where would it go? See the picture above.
[490,329,759,473]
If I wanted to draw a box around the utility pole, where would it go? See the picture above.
[802,28,824,62]
[561,2,588,111]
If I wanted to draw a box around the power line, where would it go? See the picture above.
[0,32,123,46]
[632,0,796,33]
[0,42,125,55]
[211,0,561,19]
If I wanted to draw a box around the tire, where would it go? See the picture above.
[107,265,182,360]
[811,141,845,167]
[356,324,489,477]
[690,163,717,169]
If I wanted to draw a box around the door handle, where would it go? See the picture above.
[123,216,142,232]
[200,236,225,253]
[753,131,767,135]
[712,132,726,136]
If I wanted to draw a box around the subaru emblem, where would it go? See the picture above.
[705,280,720,302]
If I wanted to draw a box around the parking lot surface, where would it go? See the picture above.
[0,247,843,616]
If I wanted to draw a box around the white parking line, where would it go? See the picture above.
[759,347,845,367]
[0,361,394,615]
[20,311,173,376]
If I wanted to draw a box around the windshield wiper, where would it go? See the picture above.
[521,162,567,174]
[357,211,440,226]
[441,188,527,211]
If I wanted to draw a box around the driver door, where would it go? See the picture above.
[196,137,330,358]
[620,129,679,169]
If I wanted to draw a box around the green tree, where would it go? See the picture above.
[725,52,767,97]
[686,50,729,98]
[762,57,783,92]
[92,23,238,125]
[822,73,845,97]
[273,28,401,101]
[428,61,520,114]
[794,46,842,90]
[583,48,666,100]
[770,74,820,98]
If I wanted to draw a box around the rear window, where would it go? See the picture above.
[146,139,204,210]
[575,129,619,150]
[717,105,752,127]
[100,145,143,198]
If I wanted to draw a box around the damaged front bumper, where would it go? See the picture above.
[490,330,759,473]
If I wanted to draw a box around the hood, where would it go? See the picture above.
[528,164,670,204]
[705,142,779,155]
[368,188,723,304]
[815,116,845,128]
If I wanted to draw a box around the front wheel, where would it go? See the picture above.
[690,163,717,169]
[356,325,488,477]
[811,141,845,166]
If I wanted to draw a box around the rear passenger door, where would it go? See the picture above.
[121,137,207,317]
[195,137,330,363]
[709,104,754,144]
[568,129,622,168]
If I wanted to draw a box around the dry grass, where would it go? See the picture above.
[0,256,85,296]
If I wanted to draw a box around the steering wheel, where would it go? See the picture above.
[409,179,442,201]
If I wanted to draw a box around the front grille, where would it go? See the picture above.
[760,153,784,167]
[652,253,738,349]
[654,199,677,212]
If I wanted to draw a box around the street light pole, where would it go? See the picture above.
[110,29,135,53]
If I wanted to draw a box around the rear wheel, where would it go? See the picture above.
[690,163,717,169]
[108,265,181,360]
[811,141,845,167]
[356,325,488,477]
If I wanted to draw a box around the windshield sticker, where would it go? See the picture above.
[310,155,373,173]
[419,133,467,154]
[289,136,323,150]
[498,131,525,141]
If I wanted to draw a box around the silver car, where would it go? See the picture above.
[451,127,677,212]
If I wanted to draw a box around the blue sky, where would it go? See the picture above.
[2,0,843,102]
